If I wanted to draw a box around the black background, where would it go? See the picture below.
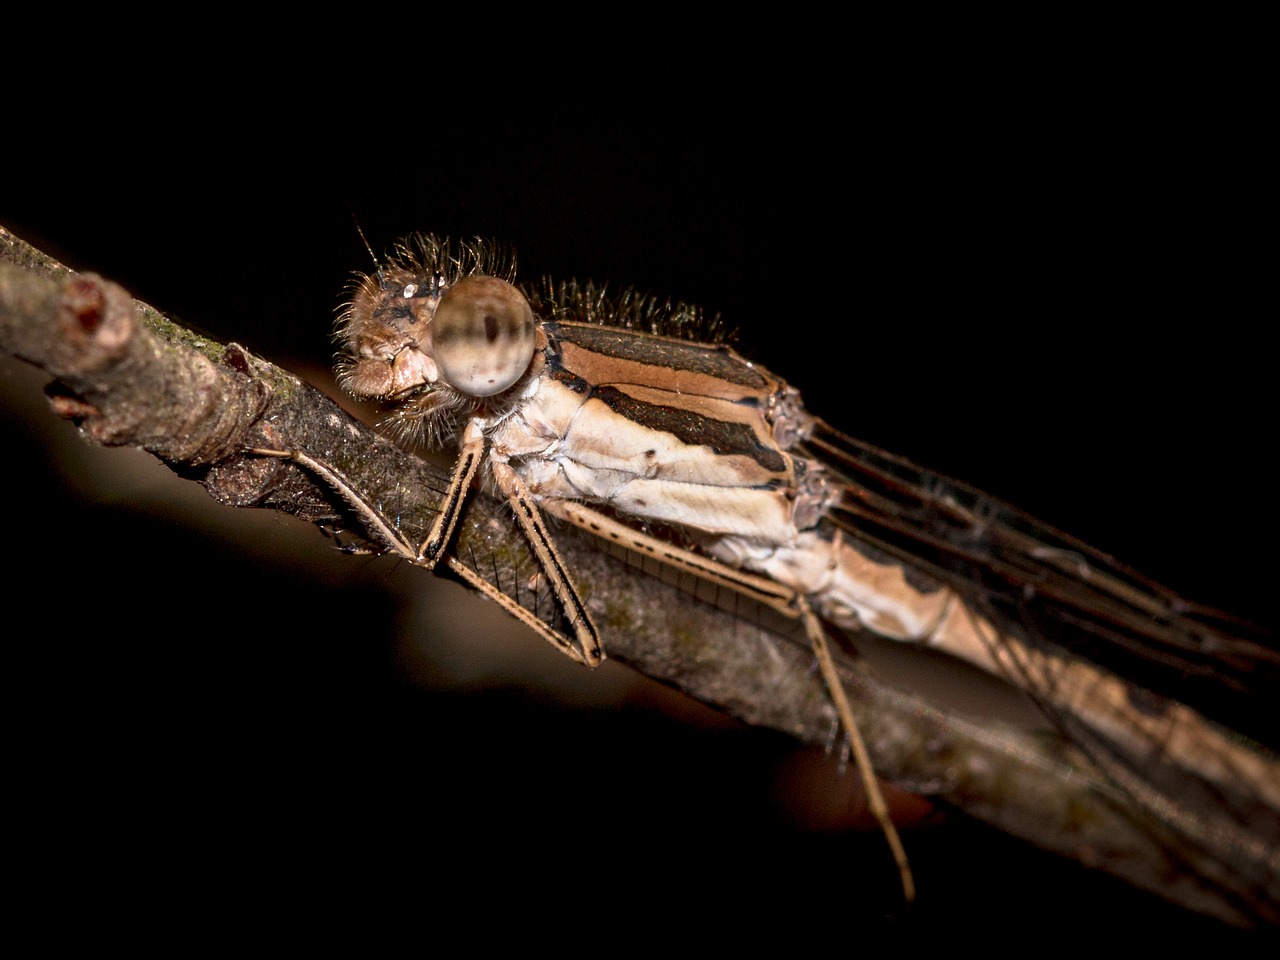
[2,71,1272,941]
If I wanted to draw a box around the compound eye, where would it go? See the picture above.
[431,276,536,397]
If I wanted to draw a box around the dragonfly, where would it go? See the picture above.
[249,233,1278,923]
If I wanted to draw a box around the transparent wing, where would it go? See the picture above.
[805,418,1277,738]
[802,417,1280,923]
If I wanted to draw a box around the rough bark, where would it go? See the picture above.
[2,224,1274,928]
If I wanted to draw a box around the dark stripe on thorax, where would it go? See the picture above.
[546,321,773,390]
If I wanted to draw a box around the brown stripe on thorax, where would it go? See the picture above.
[543,322,793,476]
[546,321,777,399]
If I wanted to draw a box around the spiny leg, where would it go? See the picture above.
[247,444,598,666]
[416,419,485,567]
[488,459,603,666]
[541,499,797,616]
[407,419,601,665]
[445,555,594,666]
[247,447,420,562]
[253,417,491,576]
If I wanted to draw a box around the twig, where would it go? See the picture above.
[1,224,1272,927]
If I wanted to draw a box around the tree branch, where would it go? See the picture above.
[2,224,1272,928]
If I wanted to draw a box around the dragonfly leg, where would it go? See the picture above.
[246,444,601,666]
[246,447,420,562]
[251,418,488,575]
[541,498,915,900]
[415,419,485,568]
[539,499,797,614]
[798,598,916,904]
[443,555,597,666]
[488,458,604,666]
